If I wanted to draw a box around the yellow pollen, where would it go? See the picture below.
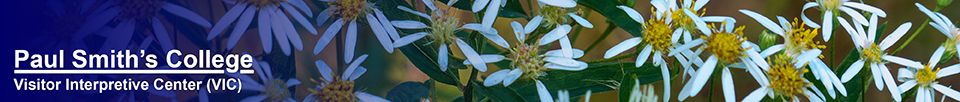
[264,79,292,102]
[426,10,460,45]
[511,44,546,80]
[703,23,747,63]
[309,77,356,102]
[114,0,164,20]
[670,6,704,32]
[767,54,810,99]
[786,18,825,53]
[537,6,569,28]
[328,0,367,22]
[916,64,940,87]
[644,18,674,53]
[860,44,884,63]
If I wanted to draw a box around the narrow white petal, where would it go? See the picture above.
[841,60,865,82]
[398,6,431,18]
[822,12,834,41]
[918,87,928,102]
[355,92,390,102]
[569,13,593,28]
[884,55,924,68]
[660,65,671,102]
[349,66,367,81]
[559,36,573,57]
[777,16,790,30]
[315,60,334,81]
[742,87,769,102]
[481,0,502,29]
[545,61,588,71]
[270,10,291,55]
[635,45,654,67]
[544,57,580,67]
[457,39,488,72]
[801,2,821,28]
[151,18,174,51]
[162,3,212,28]
[899,80,917,93]
[880,66,902,101]
[684,9,711,35]
[503,69,523,86]
[277,12,304,51]
[672,28,683,44]
[209,3,248,39]
[484,69,510,86]
[240,95,267,102]
[760,44,784,58]
[391,20,429,29]
[393,32,428,48]
[867,14,879,43]
[739,9,784,35]
[257,11,273,53]
[899,68,916,80]
[844,2,886,17]
[463,54,506,65]
[930,46,947,66]
[691,56,719,96]
[317,8,334,25]
[226,8,256,50]
[669,39,704,56]
[938,64,960,78]
[617,5,644,23]
[538,0,576,8]
[440,45,449,71]
[479,28,511,48]
[538,25,572,45]
[286,0,312,17]
[880,22,913,50]
[343,54,369,80]
[722,68,736,102]
[693,0,709,10]
[511,21,525,41]
[315,19,344,54]
[545,49,584,58]
[746,48,769,70]
[279,3,317,34]
[536,80,555,102]
[345,21,358,62]
[367,14,395,53]
[933,84,960,102]
[829,70,849,96]
[422,0,437,11]
[870,64,885,91]
[604,37,642,58]
[795,49,822,68]
[472,0,490,12]
[525,16,544,34]
[286,79,301,87]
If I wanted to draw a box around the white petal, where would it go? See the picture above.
[722,68,736,102]
[880,22,913,50]
[279,3,317,34]
[240,95,267,102]
[503,69,523,86]
[393,32,428,48]
[844,2,886,17]
[684,9,711,35]
[457,39,487,72]
[463,54,506,65]
[660,65,671,102]
[829,70,849,96]
[672,28,683,44]
[345,21,358,62]
[317,8,334,25]
[841,60,865,82]
[481,0,502,29]
[746,48,769,70]
[559,36,573,58]
[315,19,344,54]
[742,86,769,102]
[604,37,642,58]
[938,64,960,78]
[617,5,644,23]
[315,60,333,81]
[355,92,390,102]
[822,12,834,41]
[398,6,431,18]
[739,9,784,35]
[867,14,879,43]
[883,55,924,68]
[635,45,654,67]
[484,69,511,86]
[525,16,544,34]
[286,79,301,87]
[545,61,588,71]
[918,87,929,102]
[930,46,946,67]
[899,80,917,93]
[286,1,312,17]
[669,39,704,56]
[760,44,784,58]
[422,0,437,11]
[537,0,576,8]
[511,21,526,41]
[472,0,490,12]
[800,2,821,28]
[226,7,256,50]
[538,25,572,45]
[349,66,367,81]
[278,12,304,51]
[162,3,212,28]
[693,0,709,10]
[777,16,790,30]
[880,66,902,101]
[870,64,885,91]
[479,28,511,48]
[569,13,593,28]
[367,14,395,53]
[151,18,174,51]
[933,84,960,101]
[691,56,719,96]
[391,20,429,29]
[209,3,248,39]
[794,49,822,68]
[270,10,291,55]
[899,68,916,80]
[546,49,585,59]
[440,45,449,71]
[536,80,555,102]
[544,57,580,67]
[344,54,370,80]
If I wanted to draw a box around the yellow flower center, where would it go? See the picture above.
[427,10,460,45]
[785,19,825,53]
[767,54,810,100]
[703,24,747,63]
[860,44,884,64]
[511,44,546,80]
[264,79,292,102]
[644,18,674,53]
[916,64,940,87]
[114,0,164,20]
[310,78,355,102]
[328,0,367,22]
[817,0,845,11]
[537,6,570,28]
[670,5,703,32]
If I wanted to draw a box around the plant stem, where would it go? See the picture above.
[464,69,478,102]
[892,7,941,55]
[583,23,618,54]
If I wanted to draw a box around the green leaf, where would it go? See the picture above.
[578,0,644,37]
[387,81,432,102]
[473,82,528,102]
[498,0,528,18]
[509,62,674,101]
[618,74,637,102]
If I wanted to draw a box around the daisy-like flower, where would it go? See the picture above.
[891,47,960,102]
[221,60,302,102]
[916,3,960,59]
[314,0,405,62]
[645,0,720,37]
[832,13,913,101]
[389,0,516,72]
[529,0,593,29]
[741,54,830,102]
[77,0,211,53]
[534,80,593,102]
[740,9,848,98]
[800,0,886,41]
[206,0,316,56]
[628,79,660,102]
[304,55,389,102]
[676,21,768,101]
[479,20,588,87]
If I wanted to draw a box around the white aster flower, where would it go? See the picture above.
[480,20,588,87]
[389,0,516,72]
[304,54,389,102]
[628,79,660,102]
[740,9,848,98]
[676,22,767,102]
[892,47,960,102]
[314,0,405,62]
[206,0,316,56]
[646,0,726,38]
[223,60,302,102]
[800,0,887,41]
[834,13,913,101]
[741,54,829,102]
[917,3,960,59]
[78,0,211,53]
[471,0,506,30]
[535,80,593,102]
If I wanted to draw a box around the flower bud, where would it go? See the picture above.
[938,0,953,7]
[759,30,779,50]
